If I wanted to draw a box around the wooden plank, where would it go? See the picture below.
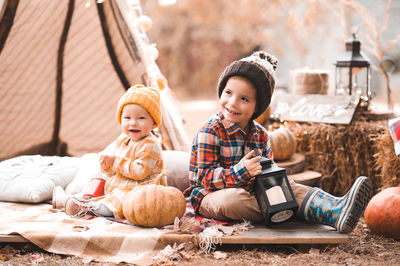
[221,223,349,244]
[289,170,322,187]
[160,222,349,245]
[2,222,349,246]
[0,234,28,243]
[276,153,305,175]
[270,93,358,125]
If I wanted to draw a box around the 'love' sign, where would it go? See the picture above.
[270,93,358,125]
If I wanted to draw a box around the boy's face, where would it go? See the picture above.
[120,103,156,142]
[219,76,257,131]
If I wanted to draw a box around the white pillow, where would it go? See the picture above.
[64,150,191,195]
[0,155,80,203]
[162,150,190,192]
[65,153,107,195]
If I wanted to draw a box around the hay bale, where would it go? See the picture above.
[371,128,400,190]
[292,69,329,95]
[285,116,399,195]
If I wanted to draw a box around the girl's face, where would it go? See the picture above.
[219,76,257,131]
[120,104,156,142]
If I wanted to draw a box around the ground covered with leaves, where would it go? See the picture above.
[0,218,399,265]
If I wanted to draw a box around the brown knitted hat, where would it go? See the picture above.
[116,84,161,127]
[217,51,277,119]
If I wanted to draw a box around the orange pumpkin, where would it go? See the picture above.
[364,187,400,238]
[255,106,271,126]
[123,184,186,227]
[269,127,297,161]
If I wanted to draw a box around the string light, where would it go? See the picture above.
[158,0,177,6]
[137,15,153,32]
[148,44,159,61]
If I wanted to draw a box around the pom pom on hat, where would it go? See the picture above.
[116,84,161,127]
[217,51,278,119]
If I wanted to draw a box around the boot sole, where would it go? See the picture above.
[336,176,373,233]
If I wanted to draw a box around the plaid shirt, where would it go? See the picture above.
[388,117,400,156]
[184,112,272,213]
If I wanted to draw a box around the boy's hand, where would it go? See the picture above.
[241,150,262,177]
[100,154,116,171]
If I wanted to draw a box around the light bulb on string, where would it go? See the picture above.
[158,0,177,6]
[148,44,159,61]
[127,0,140,7]
[137,15,152,32]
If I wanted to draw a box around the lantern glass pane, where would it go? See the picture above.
[260,175,283,189]
[255,187,267,213]
[260,174,293,203]
[336,67,350,95]
[280,177,294,201]
[352,67,368,98]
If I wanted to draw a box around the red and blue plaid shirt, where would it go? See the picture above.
[183,112,273,213]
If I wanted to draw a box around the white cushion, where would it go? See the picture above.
[0,155,80,203]
[65,153,107,195]
[162,150,190,192]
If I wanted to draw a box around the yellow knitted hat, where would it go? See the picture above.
[116,84,161,127]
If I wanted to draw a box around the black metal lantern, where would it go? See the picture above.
[335,33,371,109]
[254,157,298,226]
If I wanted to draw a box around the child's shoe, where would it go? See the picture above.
[65,196,100,217]
[52,186,69,209]
[300,176,373,233]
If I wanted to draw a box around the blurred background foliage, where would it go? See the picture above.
[140,0,400,102]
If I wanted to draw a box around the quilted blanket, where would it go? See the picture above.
[0,201,168,265]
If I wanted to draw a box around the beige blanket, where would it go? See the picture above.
[0,201,169,265]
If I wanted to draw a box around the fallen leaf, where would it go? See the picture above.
[82,256,93,263]
[174,216,180,230]
[218,225,235,236]
[184,242,195,251]
[0,245,12,254]
[309,248,320,254]
[176,242,186,251]
[179,250,190,260]
[213,251,228,259]
[31,253,44,263]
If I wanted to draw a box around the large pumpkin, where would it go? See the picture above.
[269,127,297,161]
[123,184,186,227]
[364,187,400,238]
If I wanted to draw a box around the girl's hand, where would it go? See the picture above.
[100,154,116,171]
[241,150,262,177]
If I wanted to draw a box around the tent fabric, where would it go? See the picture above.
[0,0,182,161]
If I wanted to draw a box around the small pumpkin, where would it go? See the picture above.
[123,184,186,227]
[255,106,271,126]
[269,127,297,161]
[364,187,400,238]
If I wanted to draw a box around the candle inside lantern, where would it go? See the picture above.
[266,186,287,205]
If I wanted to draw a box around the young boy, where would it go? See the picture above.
[184,51,373,233]
[53,84,166,219]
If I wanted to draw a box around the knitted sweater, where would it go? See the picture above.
[100,133,165,219]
